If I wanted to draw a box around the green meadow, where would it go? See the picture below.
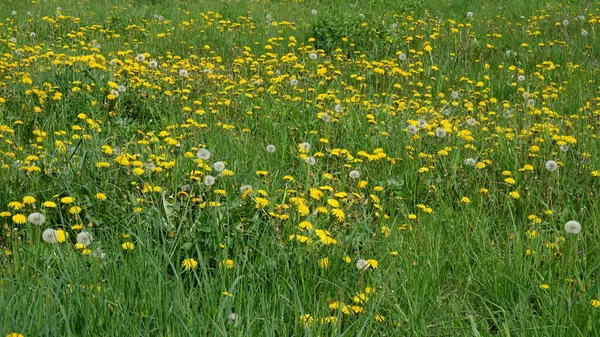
[1,0,600,336]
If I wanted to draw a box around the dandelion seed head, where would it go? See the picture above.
[204,175,216,186]
[27,212,46,225]
[349,170,360,179]
[77,232,92,246]
[300,142,311,152]
[407,124,418,135]
[545,160,558,172]
[266,144,276,153]
[565,220,581,235]
[305,156,316,165]
[213,161,226,172]
[42,228,58,243]
[197,148,211,160]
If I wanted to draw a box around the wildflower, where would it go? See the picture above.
[300,142,311,152]
[148,60,158,68]
[228,313,240,326]
[509,191,520,199]
[305,157,316,165]
[591,300,600,308]
[318,257,329,269]
[204,175,216,186]
[466,118,477,126]
[467,11,474,18]
[222,259,234,268]
[349,170,360,179]
[435,128,447,138]
[565,221,581,235]
[135,54,146,62]
[182,258,198,270]
[309,52,318,60]
[545,160,558,172]
[290,78,299,86]
[460,197,471,204]
[582,30,588,37]
[77,232,92,246]
[539,284,550,289]
[69,206,82,215]
[122,242,135,250]
[266,144,276,153]
[311,9,318,15]
[61,196,74,204]
[213,161,226,172]
[334,104,343,113]
[179,69,189,77]
[398,53,407,61]
[42,228,59,243]
[407,124,418,135]
[27,212,46,225]
[22,196,36,204]
[197,148,211,160]
[417,119,428,129]
[517,75,525,82]
[12,214,26,224]
[464,158,476,166]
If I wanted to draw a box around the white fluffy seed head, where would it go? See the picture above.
[179,69,189,77]
[266,144,276,153]
[435,128,447,138]
[42,228,58,243]
[349,170,360,179]
[565,220,581,235]
[213,161,226,172]
[407,125,418,135]
[290,78,299,86]
[464,158,477,166]
[545,160,558,172]
[77,232,92,246]
[334,103,343,113]
[228,313,239,326]
[305,156,316,165]
[197,148,211,160]
[300,142,311,152]
[204,175,216,186]
[309,52,318,60]
[417,119,428,129]
[28,212,46,225]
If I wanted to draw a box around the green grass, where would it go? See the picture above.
[1,0,600,336]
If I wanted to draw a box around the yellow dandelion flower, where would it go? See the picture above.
[182,258,198,270]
